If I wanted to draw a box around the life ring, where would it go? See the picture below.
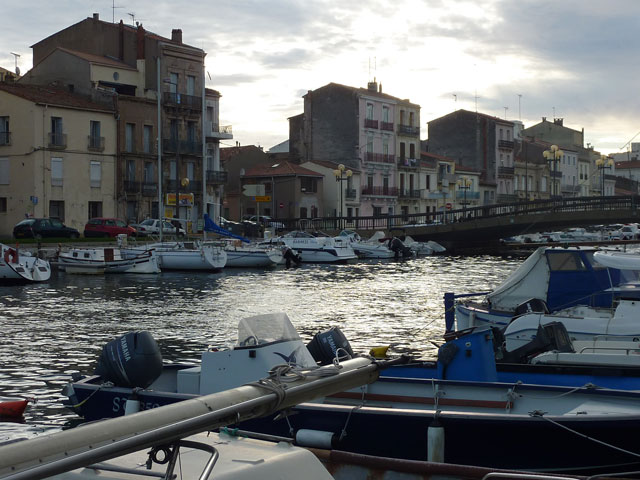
[4,248,18,264]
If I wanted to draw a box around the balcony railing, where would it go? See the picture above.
[364,152,395,164]
[498,139,514,150]
[398,189,421,199]
[163,92,202,111]
[455,190,481,200]
[206,170,228,184]
[0,131,10,145]
[361,186,398,197]
[142,182,158,196]
[397,124,420,136]
[345,188,357,200]
[398,157,419,168]
[163,139,202,155]
[380,121,394,131]
[88,135,105,152]
[364,118,378,129]
[205,122,233,139]
[550,170,563,178]
[48,132,67,149]
[498,166,515,176]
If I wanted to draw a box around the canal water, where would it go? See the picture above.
[0,254,521,441]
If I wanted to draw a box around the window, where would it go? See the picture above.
[367,136,373,153]
[170,161,177,180]
[143,125,153,154]
[383,139,389,157]
[409,143,415,159]
[367,175,374,189]
[187,122,196,143]
[187,162,195,182]
[514,176,518,191]
[49,200,64,221]
[144,162,154,183]
[409,111,414,126]
[373,206,382,217]
[51,158,63,186]
[169,73,178,94]
[0,116,8,145]
[300,207,308,218]
[541,176,548,192]
[400,110,405,125]
[366,103,374,120]
[51,117,63,145]
[0,197,6,213]
[499,128,503,140]
[88,201,102,218]
[426,174,431,190]
[170,119,178,142]
[187,75,195,96]
[300,177,317,193]
[383,106,389,123]
[547,252,586,271]
[126,201,137,223]
[127,160,136,181]
[0,157,8,184]
[400,142,406,161]
[90,161,101,187]
[125,123,135,152]
[89,120,101,149]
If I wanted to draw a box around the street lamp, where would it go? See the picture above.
[457,178,471,218]
[595,154,614,197]
[333,163,352,229]
[543,144,563,198]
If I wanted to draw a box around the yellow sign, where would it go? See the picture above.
[255,196,271,202]
[166,193,194,206]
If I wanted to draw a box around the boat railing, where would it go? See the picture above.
[577,345,640,355]
[444,291,492,332]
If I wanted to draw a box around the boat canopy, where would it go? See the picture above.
[204,214,250,243]
[487,247,622,312]
[236,312,303,346]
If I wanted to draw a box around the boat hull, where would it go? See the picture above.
[0,244,51,284]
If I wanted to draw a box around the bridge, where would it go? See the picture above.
[278,196,640,254]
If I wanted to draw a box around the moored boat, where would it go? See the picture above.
[0,243,51,284]
[57,247,160,274]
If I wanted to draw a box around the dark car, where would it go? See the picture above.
[84,217,136,238]
[13,218,80,239]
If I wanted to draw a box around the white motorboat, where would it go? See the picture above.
[219,240,283,268]
[271,231,357,263]
[338,230,396,259]
[0,243,51,284]
[402,236,446,255]
[123,241,226,271]
[57,247,160,274]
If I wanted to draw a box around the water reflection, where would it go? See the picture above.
[0,254,520,438]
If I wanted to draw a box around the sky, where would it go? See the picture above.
[2,0,639,155]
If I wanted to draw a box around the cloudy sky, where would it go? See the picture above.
[2,0,639,154]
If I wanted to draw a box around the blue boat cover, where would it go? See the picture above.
[203,214,250,243]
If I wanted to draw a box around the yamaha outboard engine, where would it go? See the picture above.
[388,237,413,259]
[282,246,302,268]
[306,327,354,365]
[95,331,162,388]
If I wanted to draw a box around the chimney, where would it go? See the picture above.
[136,24,145,60]
[379,83,382,93]
[92,13,99,21]
[171,29,183,44]
[367,79,378,92]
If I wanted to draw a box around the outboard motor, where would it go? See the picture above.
[95,331,162,388]
[282,246,302,268]
[306,327,354,365]
[388,237,413,259]
[499,321,574,364]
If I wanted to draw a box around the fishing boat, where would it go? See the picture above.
[57,247,160,274]
[0,243,51,284]
[451,246,640,332]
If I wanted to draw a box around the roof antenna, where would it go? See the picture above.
[112,0,123,23]
[10,52,20,76]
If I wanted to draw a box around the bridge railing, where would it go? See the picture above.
[269,195,639,233]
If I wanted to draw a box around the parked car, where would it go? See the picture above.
[83,217,136,238]
[243,215,285,230]
[13,217,80,239]
[130,219,186,237]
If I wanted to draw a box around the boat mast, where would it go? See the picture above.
[157,56,163,243]
[202,58,207,241]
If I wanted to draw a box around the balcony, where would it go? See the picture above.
[0,131,10,146]
[380,121,394,131]
[364,118,378,129]
[498,139,514,150]
[88,135,105,152]
[550,170,563,178]
[364,152,395,164]
[498,166,515,177]
[205,122,233,140]
[398,189,421,199]
[455,190,480,200]
[48,132,67,149]
[142,182,158,196]
[397,124,420,136]
[163,92,202,111]
[437,172,457,185]
[163,139,202,156]
[124,180,140,193]
[361,186,398,197]
[398,157,418,169]
[345,188,357,200]
[206,170,228,185]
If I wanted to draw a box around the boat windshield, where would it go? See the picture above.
[236,312,302,346]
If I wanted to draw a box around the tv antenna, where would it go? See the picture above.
[452,94,457,110]
[112,0,123,23]
[10,52,20,75]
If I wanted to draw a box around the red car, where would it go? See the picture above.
[84,218,136,238]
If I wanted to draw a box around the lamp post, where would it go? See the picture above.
[457,178,471,218]
[543,144,563,198]
[595,154,614,197]
[333,163,352,229]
